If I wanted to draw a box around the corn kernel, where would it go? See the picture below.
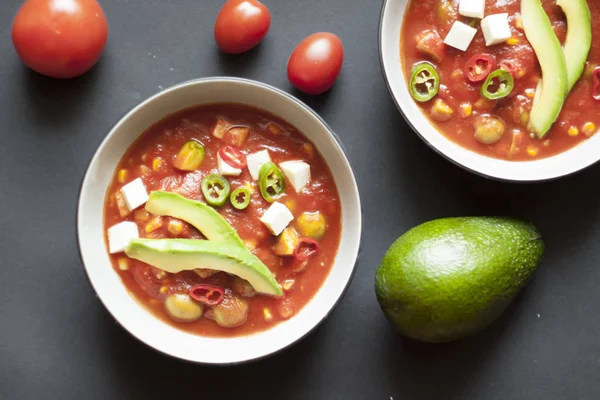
[117,169,127,184]
[303,143,315,159]
[263,308,273,322]
[430,98,454,122]
[268,123,282,135]
[243,182,254,192]
[515,17,523,29]
[525,88,536,99]
[568,126,579,137]
[516,69,527,79]
[155,270,167,280]
[160,286,168,294]
[152,158,164,171]
[506,37,520,46]
[582,122,596,136]
[277,304,294,319]
[520,112,530,126]
[145,216,163,233]
[527,146,539,157]
[141,153,148,162]
[282,279,295,291]
[542,140,551,147]
[244,239,257,251]
[584,63,598,79]
[139,165,151,177]
[285,199,297,212]
[134,209,150,222]
[451,69,463,79]
[459,103,472,118]
[168,219,183,235]
[117,258,129,271]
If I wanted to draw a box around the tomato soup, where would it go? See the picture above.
[401,0,600,160]
[103,104,341,337]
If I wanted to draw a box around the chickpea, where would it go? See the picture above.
[474,115,506,145]
[164,294,203,323]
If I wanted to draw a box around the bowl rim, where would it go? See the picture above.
[378,0,600,183]
[76,76,362,364]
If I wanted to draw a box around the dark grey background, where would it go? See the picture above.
[1,0,599,399]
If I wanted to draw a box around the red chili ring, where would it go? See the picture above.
[219,145,247,169]
[464,54,496,83]
[189,284,225,306]
[293,238,320,261]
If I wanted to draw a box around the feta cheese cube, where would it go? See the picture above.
[120,178,149,211]
[260,202,294,236]
[459,0,485,19]
[443,21,478,51]
[108,221,139,253]
[481,13,512,46]
[217,152,242,176]
[246,150,271,180]
[279,160,311,193]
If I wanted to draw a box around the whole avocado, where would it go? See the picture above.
[375,217,544,343]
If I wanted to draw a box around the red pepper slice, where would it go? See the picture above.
[189,284,225,306]
[593,68,600,101]
[219,146,247,169]
[293,238,320,261]
[464,54,495,83]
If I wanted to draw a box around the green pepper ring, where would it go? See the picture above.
[258,161,285,203]
[230,187,251,210]
[481,69,515,100]
[201,174,230,207]
[409,62,440,102]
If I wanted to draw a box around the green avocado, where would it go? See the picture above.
[522,0,568,139]
[126,239,283,297]
[557,0,592,91]
[145,191,244,248]
[375,217,544,343]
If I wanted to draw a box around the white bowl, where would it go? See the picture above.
[379,0,600,182]
[77,77,362,364]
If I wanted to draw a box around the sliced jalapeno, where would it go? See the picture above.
[201,174,230,207]
[481,69,514,100]
[258,162,285,203]
[230,187,251,210]
[409,62,440,102]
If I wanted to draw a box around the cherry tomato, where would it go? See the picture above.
[214,0,271,54]
[11,0,108,79]
[219,145,247,169]
[287,32,344,95]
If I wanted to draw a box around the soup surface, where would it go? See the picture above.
[401,0,600,160]
[103,103,341,337]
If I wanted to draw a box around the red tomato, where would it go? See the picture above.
[11,0,108,79]
[287,32,344,95]
[214,0,271,54]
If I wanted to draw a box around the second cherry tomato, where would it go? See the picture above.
[214,0,271,54]
[287,32,344,95]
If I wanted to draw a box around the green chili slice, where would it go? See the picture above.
[230,187,251,210]
[481,69,514,100]
[258,162,285,203]
[409,62,440,102]
[201,174,230,207]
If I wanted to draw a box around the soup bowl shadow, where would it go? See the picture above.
[379,0,600,182]
[77,77,362,364]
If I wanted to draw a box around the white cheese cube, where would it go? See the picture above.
[108,221,139,253]
[481,13,512,46]
[217,152,242,176]
[443,21,478,51]
[459,0,485,19]
[120,178,149,211]
[246,150,271,180]
[260,202,294,236]
[279,160,311,193]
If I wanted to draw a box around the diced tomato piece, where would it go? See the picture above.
[416,30,445,63]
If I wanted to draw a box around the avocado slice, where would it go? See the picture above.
[145,191,245,248]
[557,0,592,91]
[522,0,568,139]
[126,239,283,297]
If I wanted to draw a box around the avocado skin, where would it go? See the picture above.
[375,217,544,343]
